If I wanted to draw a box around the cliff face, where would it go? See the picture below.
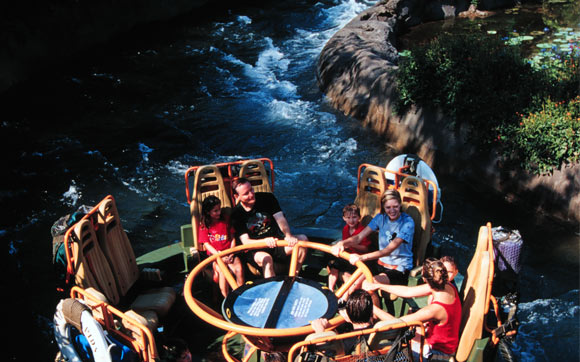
[317,0,580,223]
[0,0,210,92]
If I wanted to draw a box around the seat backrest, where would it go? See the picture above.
[190,165,233,252]
[367,319,404,350]
[238,160,272,194]
[96,197,140,298]
[70,219,120,305]
[354,165,387,226]
[455,225,492,362]
[459,226,490,302]
[399,176,432,267]
[304,331,345,358]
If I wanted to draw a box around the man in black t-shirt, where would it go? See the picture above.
[231,177,307,277]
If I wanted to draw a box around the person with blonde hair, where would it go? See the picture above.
[363,258,462,360]
[332,189,414,286]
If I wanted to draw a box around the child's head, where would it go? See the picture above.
[345,289,374,324]
[201,195,222,228]
[342,203,361,228]
[441,256,458,282]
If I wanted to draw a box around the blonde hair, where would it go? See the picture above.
[381,189,402,204]
[380,189,402,214]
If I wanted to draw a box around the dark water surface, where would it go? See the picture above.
[2,1,578,360]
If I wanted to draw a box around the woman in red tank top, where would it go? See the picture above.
[363,258,462,358]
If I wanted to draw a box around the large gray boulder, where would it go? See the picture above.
[316,0,579,223]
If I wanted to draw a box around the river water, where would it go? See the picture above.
[2,0,578,361]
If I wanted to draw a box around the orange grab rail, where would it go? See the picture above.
[70,286,158,362]
[221,331,261,362]
[287,320,425,362]
[183,240,373,339]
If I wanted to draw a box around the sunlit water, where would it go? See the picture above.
[2,0,578,360]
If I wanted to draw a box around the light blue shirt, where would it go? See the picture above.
[367,212,415,272]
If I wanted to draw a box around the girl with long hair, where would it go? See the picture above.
[363,258,461,360]
[198,195,244,297]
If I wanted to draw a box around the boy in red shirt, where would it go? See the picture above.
[327,204,371,291]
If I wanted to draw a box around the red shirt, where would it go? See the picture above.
[198,220,234,255]
[426,284,462,354]
[342,223,371,253]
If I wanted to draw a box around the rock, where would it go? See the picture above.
[317,2,400,121]
[316,0,580,223]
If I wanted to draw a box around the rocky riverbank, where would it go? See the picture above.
[317,0,580,224]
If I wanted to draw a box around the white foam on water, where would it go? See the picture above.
[216,48,248,67]
[322,0,375,29]
[510,290,579,361]
[285,0,377,65]
[166,159,191,177]
[245,38,297,99]
[267,99,314,123]
[317,137,358,162]
[61,182,82,207]
[237,15,252,25]
[180,0,381,228]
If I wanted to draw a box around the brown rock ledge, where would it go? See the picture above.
[316,0,580,224]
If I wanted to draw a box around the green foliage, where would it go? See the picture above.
[499,97,580,175]
[396,34,539,143]
[531,49,580,102]
[395,33,580,175]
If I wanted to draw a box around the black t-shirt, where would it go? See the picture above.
[232,192,284,240]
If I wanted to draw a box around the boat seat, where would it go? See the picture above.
[69,218,121,305]
[399,176,432,267]
[97,197,139,297]
[123,309,160,341]
[130,286,176,318]
[367,318,404,350]
[95,196,176,318]
[354,165,387,226]
[455,226,493,362]
[239,159,272,194]
[459,226,490,302]
[302,331,345,358]
[190,165,233,253]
